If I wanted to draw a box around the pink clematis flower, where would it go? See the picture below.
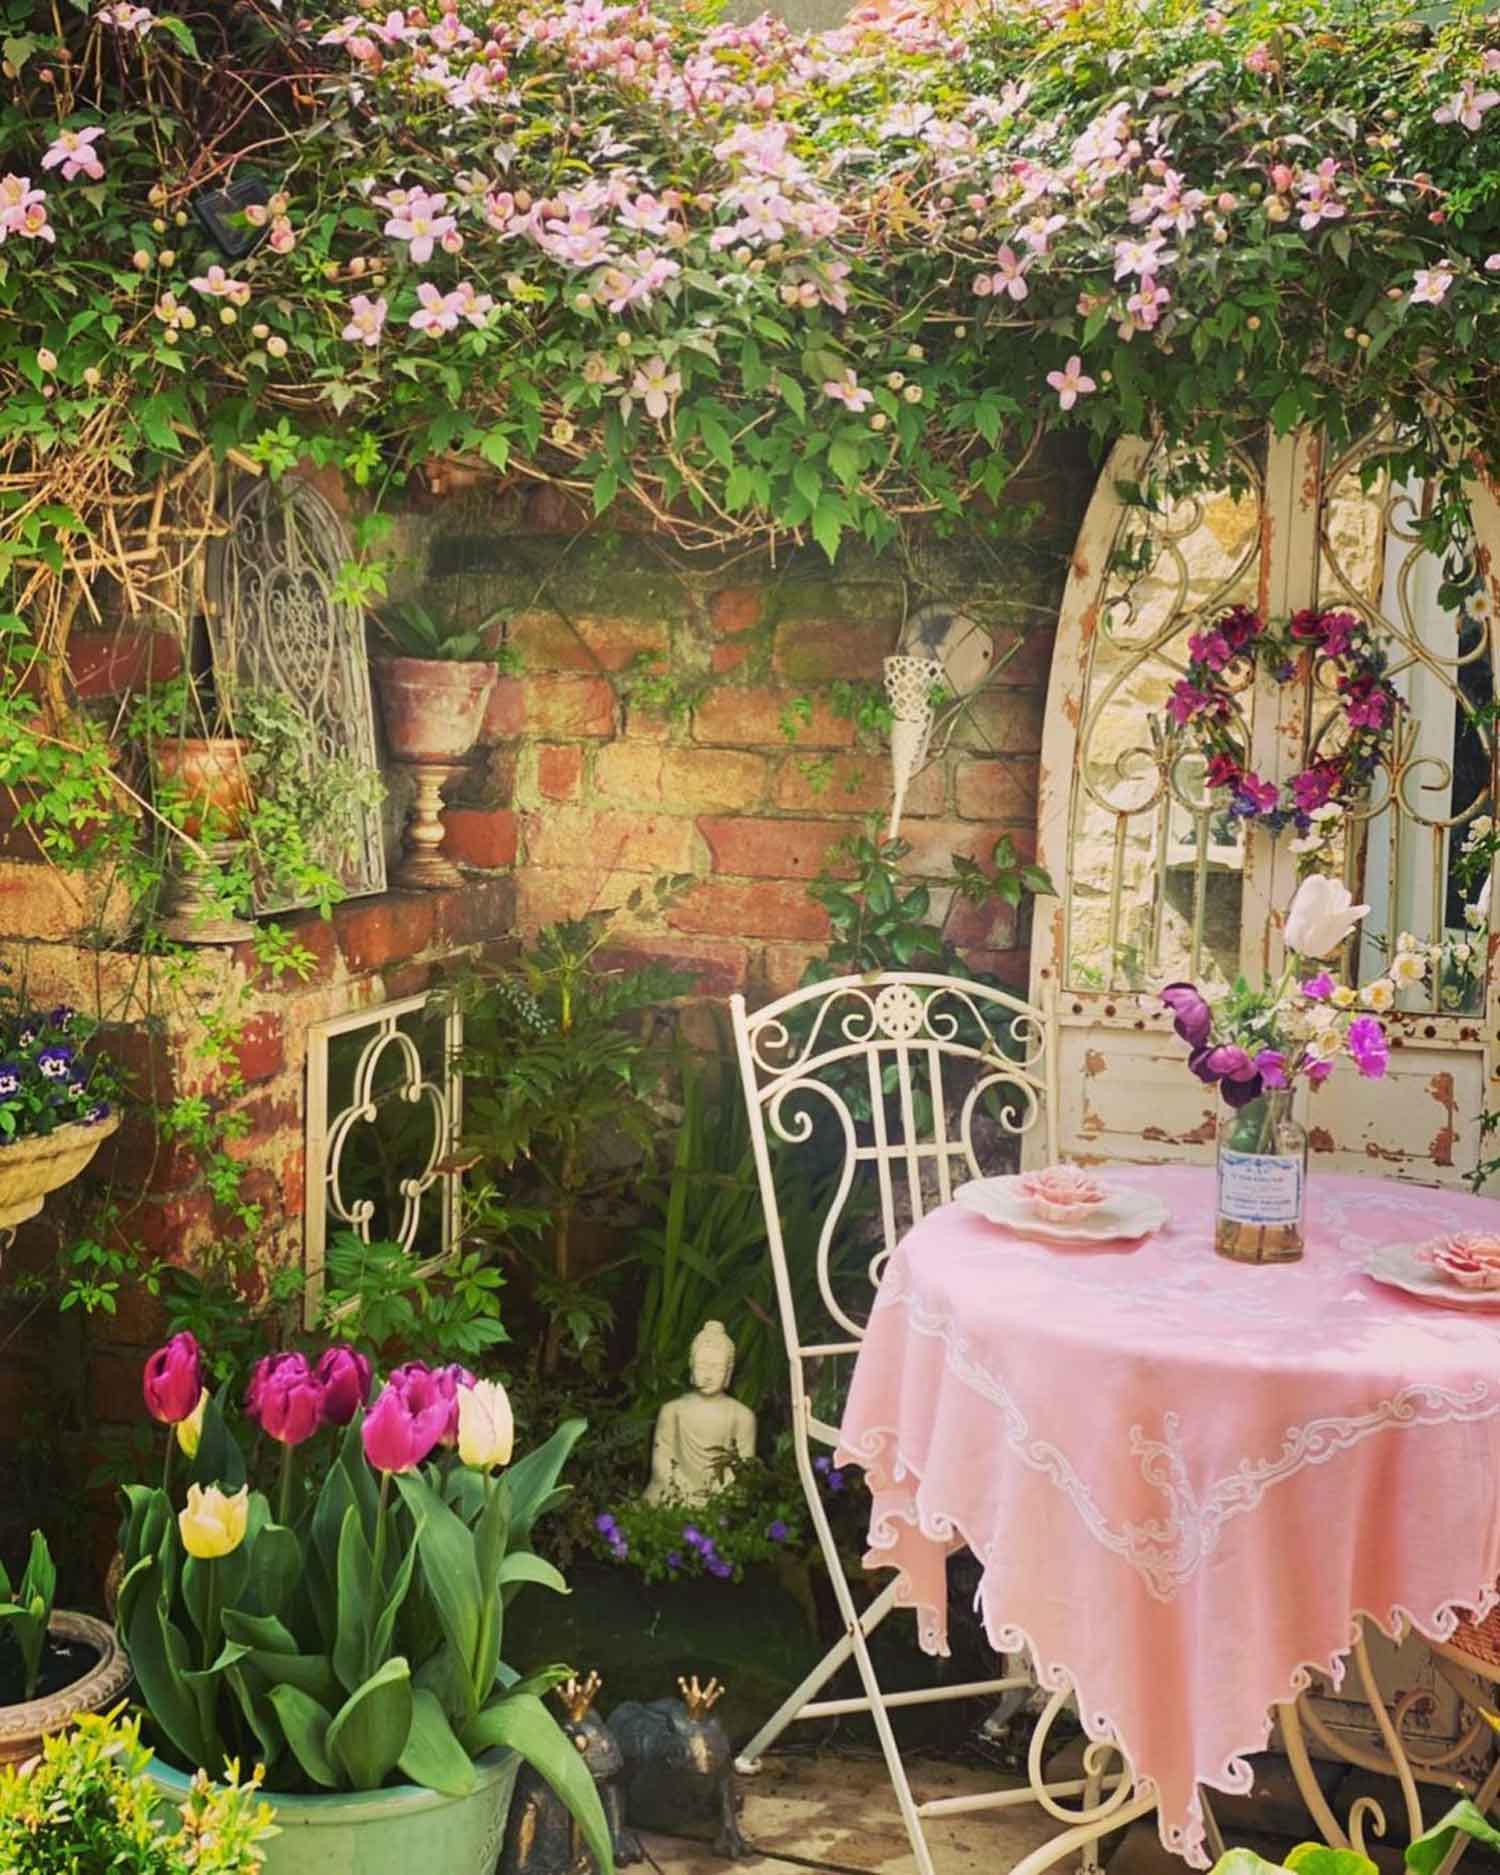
[189,263,250,305]
[1434,81,1500,132]
[1411,267,1454,306]
[632,356,682,420]
[822,368,873,412]
[1046,355,1096,411]
[41,127,105,183]
[989,245,1031,301]
[409,282,460,335]
[0,175,48,243]
[385,191,458,264]
[342,293,387,346]
[98,1,154,30]
[445,281,495,328]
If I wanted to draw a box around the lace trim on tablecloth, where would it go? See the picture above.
[836,1422,1500,1869]
[869,1271,1500,1601]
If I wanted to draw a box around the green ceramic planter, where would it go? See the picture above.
[148,1748,518,1875]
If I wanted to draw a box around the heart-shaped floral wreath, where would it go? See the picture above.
[1165,604,1403,834]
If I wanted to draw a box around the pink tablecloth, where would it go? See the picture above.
[836,1165,1500,1865]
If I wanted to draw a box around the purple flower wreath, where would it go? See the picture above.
[1165,605,1402,833]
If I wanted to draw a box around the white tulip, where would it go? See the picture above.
[457,1378,514,1472]
[1284,875,1371,959]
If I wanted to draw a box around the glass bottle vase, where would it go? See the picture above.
[1214,1089,1308,1263]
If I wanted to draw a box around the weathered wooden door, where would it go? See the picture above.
[1029,429,1500,1184]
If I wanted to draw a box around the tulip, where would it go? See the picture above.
[457,1379,514,1471]
[175,1387,209,1459]
[1284,874,1370,960]
[246,1352,325,1447]
[143,1332,203,1425]
[391,1360,474,1447]
[178,1483,249,1559]
[361,1373,449,1474]
[315,1346,372,1427]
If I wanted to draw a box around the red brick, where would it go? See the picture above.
[711,641,752,676]
[96,1023,176,1102]
[772,614,896,682]
[336,893,437,973]
[68,628,182,701]
[991,628,1056,689]
[693,686,853,750]
[518,866,630,933]
[511,609,666,673]
[951,688,1046,755]
[235,1165,285,1223]
[537,744,584,801]
[90,1351,147,1425]
[698,817,850,879]
[897,819,996,877]
[668,880,829,942]
[108,1276,171,1346]
[966,946,1031,990]
[97,1114,199,1195]
[759,942,825,998]
[381,960,438,999]
[221,1094,301,1160]
[774,753,946,816]
[945,891,1020,952]
[232,1012,286,1085]
[0,859,131,941]
[954,757,1039,823]
[110,1189,218,1258]
[445,806,519,870]
[709,589,763,637]
[433,876,516,948]
[525,675,616,739]
[232,907,340,989]
[524,808,698,873]
[479,677,526,744]
[595,937,750,997]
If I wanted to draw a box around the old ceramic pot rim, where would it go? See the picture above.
[372,655,499,683]
[0,1610,133,1761]
[148,1744,517,1824]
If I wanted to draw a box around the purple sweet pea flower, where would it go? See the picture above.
[1347,1015,1389,1079]
[1301,972,1336,1001]
[1306,1057,1335,1086]
[1204,1044,1259,1084]
[1160,983,1213,1048]
[1254,1049,1288,1089]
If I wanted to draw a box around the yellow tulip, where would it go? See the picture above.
[178,1483,249,1559]
[175,1388,209,1459]
[457,1379,514,1472]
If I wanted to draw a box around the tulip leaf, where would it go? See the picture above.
[495,1552,567,1599]
[333,1503,376,1695]
[121,1558,213,1769]
[506,1419,586,1552]
[227,1662,284,1772]
[268,1682,340,1789]
[471,1481,512,1706]
[340,1422,381,1530]
[221,1608,299,1655]
[187,1393,246,1491]
[369,1538,418,1674]
[245,1518,300,1618]
[327,1656,414,1792]
[464,1693,613,1875]
[395,1473,482,1716]
[119,1483,168,1570]
[398,1686,479,1797]
[312,1457,364,1587]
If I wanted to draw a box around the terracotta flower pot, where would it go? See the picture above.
[372,658,498,764]
[0,1611,133,1766]
[150,737,254,839]
[0,1111,121,1234]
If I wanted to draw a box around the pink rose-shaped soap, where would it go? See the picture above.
[1017,1165,1113,1225]
[1418,1233,1500,1290]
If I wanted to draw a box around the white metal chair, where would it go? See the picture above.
[729,971,1145,1875]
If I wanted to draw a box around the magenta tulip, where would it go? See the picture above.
[143,1332,203,1425]
[361,1372,449,1474]
[315,1346,372,1426]
[246,1352,325,1447]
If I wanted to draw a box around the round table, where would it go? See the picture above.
[836,1164,1500,1866]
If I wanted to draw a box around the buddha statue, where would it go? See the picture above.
[644,1320,756,1507]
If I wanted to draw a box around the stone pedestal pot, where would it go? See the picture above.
[372,657,498,763]
[0,1111,121,1235]
[0,1611,133,1765]
[149,736,255,839]
[148,1748,519,1875]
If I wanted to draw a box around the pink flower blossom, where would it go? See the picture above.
[408,281,460,335]
[1125,274,1170,331]
[189,264,250,305]
[0,174,47,243]
[1297,160,1346,230]
[823,368,873,412]
[1017,212,1066,254]
[1487,255,1500,273]
[342,293,388,345]
[632,356,681,421]
[1046,354,1096,410]
[98,2,154,31]
[41,127,105,183]
[1434,81,1500,132]
[988,245,1031,301]
[1411,267,1454,306]
[1113,235,1171,280]
[446,281,495,328]
[385,190,458,264]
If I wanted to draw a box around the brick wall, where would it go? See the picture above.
[390,442,1092,1000]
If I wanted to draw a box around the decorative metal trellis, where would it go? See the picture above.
[205,475,386,912]
[302,993,463,1327]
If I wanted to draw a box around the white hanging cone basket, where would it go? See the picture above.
[884,654,944,840]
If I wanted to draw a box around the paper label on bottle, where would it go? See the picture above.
[1218,1150,1302,1226]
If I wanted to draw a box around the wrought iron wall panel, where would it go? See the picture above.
[206,475,386,911]
[302,993,463,1326]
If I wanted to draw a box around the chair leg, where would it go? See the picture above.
[736,1577,902,1773]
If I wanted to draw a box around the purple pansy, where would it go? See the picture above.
[37,1045,75,1080]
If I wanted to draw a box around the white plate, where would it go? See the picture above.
[1364,1243,1500,1309]
[954,1176,1168,1244]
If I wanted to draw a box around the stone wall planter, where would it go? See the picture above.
[0,1112,121,1236]
[372,657,498,888]
[0,1610,133,1766]
[150,736,257,942]
[148,1746,519,1875]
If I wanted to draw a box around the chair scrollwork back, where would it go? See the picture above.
[730,972,1059,1362]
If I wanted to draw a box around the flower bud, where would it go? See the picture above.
[159,250,175,267]
[179,1483,249,1559]
[246,1351,324,1445]
[220,307,237,324]
[361,1369,449,1474]
[314,1346,372,1427]
[82,366,101,387]
[457,1378,515,1471]
[36,348,57,374]
[902,384,922,404]
[175,1387,209,1458]
[266,335,288,358]
[870,412,888,432]
[132,249,151,271]
[144,1332,203,1424]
